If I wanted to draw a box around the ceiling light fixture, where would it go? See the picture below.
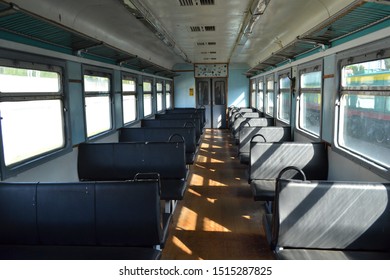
[121,0,191,63]
[229,0,271,61]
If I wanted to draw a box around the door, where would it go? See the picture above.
[196,78,227,128]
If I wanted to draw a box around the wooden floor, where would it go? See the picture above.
[161,129,275,260]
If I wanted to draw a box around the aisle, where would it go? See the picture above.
[161,129,274,260]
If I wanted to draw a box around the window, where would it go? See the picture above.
[166,82,172,109]
[84,71,112,137]
[122,75,137,124]
[156,81,163,112]
[0,62,65,167]
[265,76,274,116]
[278,73,291,124]
[250,80,256,108]
[338,57,390,168]
[298,65,322,136]
[143,79,153,116]
[257,78,264,112]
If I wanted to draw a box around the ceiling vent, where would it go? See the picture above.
[190,26,202,32]
[199,0,215,5]
[197,41,216,46]
[178,0,194,6]
[189,25,216,32]
[204,25,215,31]
[178,0,215,6]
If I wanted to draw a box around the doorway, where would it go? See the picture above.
[196,78,227,128]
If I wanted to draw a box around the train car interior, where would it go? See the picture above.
[0,0,389,261]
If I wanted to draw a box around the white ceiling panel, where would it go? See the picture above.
[2,0,388,75]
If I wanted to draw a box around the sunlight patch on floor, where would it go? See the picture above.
[172,236,192,255]
[203,217,231,232]
[176,206,198,231]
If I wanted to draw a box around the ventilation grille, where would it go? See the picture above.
[189,25,216,32]
[197,41,216,46]
[199,0,215,5]
[178,0,194,6]
[179,0,215,6]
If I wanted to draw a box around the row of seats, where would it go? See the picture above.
[0,178,169,260]
[0,108,204,260]
[229,107,390,259]
[229,107,327,204]
[142,108,206,145]
[119,126,197,165]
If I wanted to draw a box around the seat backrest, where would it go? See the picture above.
[141,119,201,140]
[249,142,328,181]
[0,183,38,245]
[95,180,162,246]
[273,179,390,251]
[233,117,274,138]
[165,108,205,126]
[120,127,196,153]
[239,127,291,154]
[229,109,257,125]
[37,182,96,245]
[78,142,187,181]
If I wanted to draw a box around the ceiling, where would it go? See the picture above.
[0,0,389,78]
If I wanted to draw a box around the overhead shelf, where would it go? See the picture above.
[0,2,177,78]
[245,1,390,77]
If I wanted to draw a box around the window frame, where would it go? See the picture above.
[121,73,138,125]
[334,42,390,178]
[256,76,264,112]
[277,69,292,124]
[250,79,257,108]
[0,53,70,179]
[156,80,164,112]
[296,60,323,139]
[265,74,275,117]
[83,67,114,139]
[142,78,153,117]
[166,81,172,109]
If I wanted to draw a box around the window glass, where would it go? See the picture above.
[250,80,256,107]
[198,81,209,106]
[257,80,264,111]
[156,82,163,111]
[338,58,390,167]
[122,78,136,92]
[0,100,64,166]
[85,96,111,137]
[122,77,137,123]
[266,77,274,116]
[84,75,110,92]
[166,82,172,109]
[299,71,322,135]
[214,81,225,105]
[278,76,291,123]
[0,67,60,93]
[143,80,153,116]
